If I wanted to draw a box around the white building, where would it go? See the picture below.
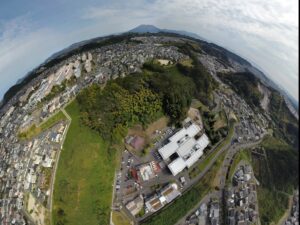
[158,119,209,176]
[145,183,181,213]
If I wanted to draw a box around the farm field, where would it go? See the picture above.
[52,101,117,225]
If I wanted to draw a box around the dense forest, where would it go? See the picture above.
[250,136,299,225]
[77,62,196,142]
[268,90,299,148]
[77,82,163,141]
[174,42,219,108]
[217,69,299,224]
[76,40,224,143]
[217,72,263,108]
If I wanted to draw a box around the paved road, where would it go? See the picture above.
[61,108,71,121]
[174,191,219,225]
[49,109,72,225]
[170,131,266,225]
[110,171,117,225]
[112,149,139,224]
[219,139,264,190]
[115,116,266,225]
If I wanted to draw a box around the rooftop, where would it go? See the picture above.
[158,119,209,176]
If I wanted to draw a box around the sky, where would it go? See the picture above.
[0,0,298,101]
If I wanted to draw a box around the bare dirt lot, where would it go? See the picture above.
[27,193,49,225]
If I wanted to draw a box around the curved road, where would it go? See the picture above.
[49,108,72,225]
[173,133,265,225]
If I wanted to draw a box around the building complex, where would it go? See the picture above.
[158,119,210,176]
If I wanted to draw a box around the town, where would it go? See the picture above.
[0,35,190,224]
[0,33,288,225]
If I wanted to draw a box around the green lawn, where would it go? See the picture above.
[18,111,67,140]
[52,101,117,225]
[226,149,251,183]
[112,211,131,225]
[41,111,67,130]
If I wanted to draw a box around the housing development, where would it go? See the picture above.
[0,32,298,225]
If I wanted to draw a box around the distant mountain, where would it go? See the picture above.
[129,24,161,33]
[128,24,209,42]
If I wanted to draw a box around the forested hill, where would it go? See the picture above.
[77,61,197,143]
[217,72,263,108]
[1,29,296,119]
[218,71,299,149]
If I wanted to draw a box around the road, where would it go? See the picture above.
[137,125,240,223]
[168,55,269,225]
[174,191,219,225]
[277,191,295,225]
[49,108,72,225]
[170,132,266,225]
[219,139,264,189]
[113,116,267,225]
[110,171,117,225]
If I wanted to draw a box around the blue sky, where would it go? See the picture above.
[0,0,298,101]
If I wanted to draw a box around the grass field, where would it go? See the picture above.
[190,99,209,111]
[112,211,131,225]
[18,111,67,140]
[52,101,117,225]
[226,149,251,183]
[257,187,289,225]
[213,110,227,131]
[179,58,194,67]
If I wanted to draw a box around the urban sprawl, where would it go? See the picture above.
[0,35,297,225]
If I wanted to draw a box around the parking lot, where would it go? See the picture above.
[111,126,193,221]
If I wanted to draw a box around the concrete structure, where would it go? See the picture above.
[126,195,144,216]
[138,161,160,181]
[145,183,181,213]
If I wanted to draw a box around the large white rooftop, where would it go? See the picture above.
[168,158,186,176]
[158,120,209,176]
[158,141,178,160]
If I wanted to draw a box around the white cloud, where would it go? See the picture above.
[81,0,298,100]
[0,16,66,98]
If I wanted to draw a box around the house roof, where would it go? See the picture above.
[158,141,178,160]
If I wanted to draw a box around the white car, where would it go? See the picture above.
[180,176,186,185]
